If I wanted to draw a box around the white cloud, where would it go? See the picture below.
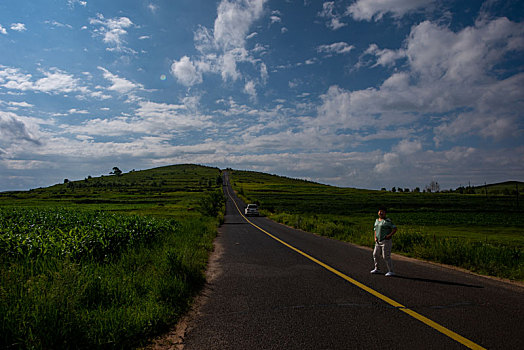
[220,51,240,81]
[62,100,212,137]
[68,109,89,114]
[315,85,378,130]
[347,0,436,21]
[89,14,135,52]
[406,19,524,83]
[260,62,268,83]
[213,0,266,51]
[0,111,41,146]
[394,139,422,155]
[187,0,268,85]
[317,17,524,145]
[98,67,143,94]
[317,42,355,55]
[68,0,87,8]
[148,3,158,13]
[374,152,399,174]
[7,101,33,108]
[0,66,87,95]
[10,23,26,32]
[0,25,7,35]
[33,69,82,94]
[318,2,347,30]
[305,58,317,65]
[362,43,406,67]
[45,21,73,29]
[170,56,203,86]
[244,80,257,100]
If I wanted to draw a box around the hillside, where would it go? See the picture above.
[0,164,223,217]
[466,180,524,195]
[229,169,523,215]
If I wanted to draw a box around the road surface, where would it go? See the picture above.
[180,174,523,349]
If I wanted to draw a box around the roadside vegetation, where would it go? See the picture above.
[229,170,524,281]
[0,164,225,349]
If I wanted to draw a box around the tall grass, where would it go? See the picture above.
[269,212,524,281]
[0,209,217,349]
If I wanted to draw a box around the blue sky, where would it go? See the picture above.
[1,0,523,191]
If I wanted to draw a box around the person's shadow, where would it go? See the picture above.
[390,274,484,288]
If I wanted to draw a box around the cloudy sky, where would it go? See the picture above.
[1,0,523,191]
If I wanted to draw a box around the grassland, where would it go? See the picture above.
[230,170,524,281]
[0,164,224,349]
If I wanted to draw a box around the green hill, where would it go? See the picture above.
[466,181,524,195]
[229,169,523,215]
[0,164,223,217]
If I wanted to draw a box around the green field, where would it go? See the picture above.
[0,164,224,349]
[229,170,524,281]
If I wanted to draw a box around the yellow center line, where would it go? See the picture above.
[225,185,485,350]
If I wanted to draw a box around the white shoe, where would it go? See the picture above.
[370,269,381,274]
[385,271,395,277]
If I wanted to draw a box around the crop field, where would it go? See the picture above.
[230,170,524,281]
[0,164,224,349]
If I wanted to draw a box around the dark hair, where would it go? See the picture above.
[378,206,387,212]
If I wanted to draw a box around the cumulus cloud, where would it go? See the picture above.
[347,0,436,21]
[170,56,203,86]
[0,25,7,35]
[182,0,268,85]
[317,17,524,145]
[10,23,26,32]
[33,70,83,94]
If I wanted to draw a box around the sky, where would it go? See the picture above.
[1,0,523,192]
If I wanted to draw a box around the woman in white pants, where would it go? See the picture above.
[371,206,397,276]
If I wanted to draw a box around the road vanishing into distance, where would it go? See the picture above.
[180,173,524,349]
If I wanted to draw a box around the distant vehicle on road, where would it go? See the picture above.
[245,204,259,216]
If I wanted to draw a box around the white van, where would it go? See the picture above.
[244,204,259,216]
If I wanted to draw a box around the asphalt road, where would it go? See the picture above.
[181,174,524,349]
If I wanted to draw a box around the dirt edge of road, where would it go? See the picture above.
[143,227,225,350]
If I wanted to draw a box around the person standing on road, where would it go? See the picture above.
[371,206,397,276]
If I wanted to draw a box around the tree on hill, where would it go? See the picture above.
[110,167,123,176]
